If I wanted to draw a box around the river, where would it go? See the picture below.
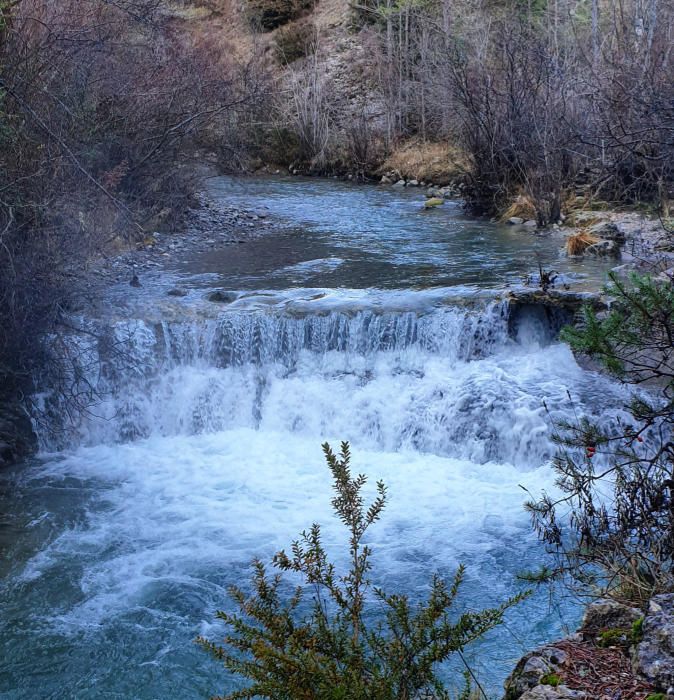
[0,177,626,698]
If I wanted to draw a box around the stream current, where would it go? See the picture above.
[0,177,625,698]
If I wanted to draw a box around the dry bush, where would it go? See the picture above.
[274,17,315,64]
[245,0,315,31]
[341,108,387,180]
[447,15,575,223]
[380,140,467,185]
[565,232,600,256]
[0,0,259,416]
[282,49,335,169]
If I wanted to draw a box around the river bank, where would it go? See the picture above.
[504,596,674,700]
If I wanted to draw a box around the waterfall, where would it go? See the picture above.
[32,296,606,469]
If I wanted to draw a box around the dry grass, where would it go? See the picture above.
[160,2,214,20]
[500,194,537,222]
[566,231,600,255]
[380,140,468,185]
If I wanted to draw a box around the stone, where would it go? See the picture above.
[656,266,674,282]
[392,179,406,188]
[584,239,620,257]
[408,179,419,186]
[167,288,188,297]
[508,217,525,225]
[523,220,538,227]
[380,175,392,184]
[504,646,569,699]
[589,221,625,242]
[633,594,674,691]
[581,598,643,635]
[130,274,141,287]
[424,198,444,208]
[207,290,237,304]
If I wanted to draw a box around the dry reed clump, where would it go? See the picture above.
[500,194,537,222]
[565,231,600,256]
[379,140,467,185]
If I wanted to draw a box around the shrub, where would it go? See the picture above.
[527,271,674,605]
[199,442,527,699]
[274,18,315,65]
[245,0,315,32]
[0,0,255,430]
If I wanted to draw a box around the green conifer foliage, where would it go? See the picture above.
[528,272,674,604]
[199,442,527,699]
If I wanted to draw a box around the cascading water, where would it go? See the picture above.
[0,177,626,698]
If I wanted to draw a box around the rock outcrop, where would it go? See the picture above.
[503,596,674,700]
[633,594,674,694]
[581,598,643,634]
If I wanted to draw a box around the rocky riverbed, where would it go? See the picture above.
[84,190,280,290]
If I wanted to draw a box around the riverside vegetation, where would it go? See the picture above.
[199,442,528,700]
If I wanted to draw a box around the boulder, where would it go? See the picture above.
[424,198,444,208]
[408,179,419,186]
[584,239,620,257]
[504,646,568,699]
[508,217,525,225]
[589,221,625,242]
[633,594,674,692]
[581,598,643,635]
[392,179,406,188]
[207,290,237,304]
[523,220,538,228]
[380,175,392,185]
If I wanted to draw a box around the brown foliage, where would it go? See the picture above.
[565,232,600,256]
[245,0,315,31]
[0,0,262,404]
